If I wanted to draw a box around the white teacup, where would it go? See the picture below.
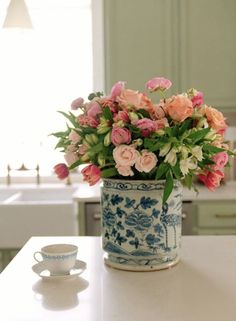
[34,244,78,275]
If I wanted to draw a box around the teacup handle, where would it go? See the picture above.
[34,251,43,263]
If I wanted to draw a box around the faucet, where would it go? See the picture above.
[7,163,40,185]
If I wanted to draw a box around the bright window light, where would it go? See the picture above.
[0,0,95,176]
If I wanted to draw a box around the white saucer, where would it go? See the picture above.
[32,260,87,280]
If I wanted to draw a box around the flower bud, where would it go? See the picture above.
[132,138,143,146]
[104,131,111,146]
[98,153,106,166]
[129,112,139,122]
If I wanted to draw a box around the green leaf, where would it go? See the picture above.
[188,128,210,143]
[137,109,151,118]
[183,174,193,189]
[172,162,181,179]
[163,170,173,204]
[101,167,118,178]
[179,118,192,136]
[203,144,225,154]
[58,111,77,127]
[144,138,165,152]
[88,92,103,101]
[89,142,103,154]
[102,106,113,121]
[155,163,169,180]
[127,124,141,134]
[69,160,83,170]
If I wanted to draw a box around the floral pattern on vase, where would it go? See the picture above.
[101,179,183,271]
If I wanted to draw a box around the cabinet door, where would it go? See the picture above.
[85,203,101,236]
[180,0,236,111]
[197,202,236,228]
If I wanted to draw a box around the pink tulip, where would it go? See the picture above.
[146,77,172,92]
[87,101,102,118]
[81,164,101,186]
[198,170,224,191]
[109,81,126,101]
[54,163,69,179]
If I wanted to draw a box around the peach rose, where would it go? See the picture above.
[165,95,193,122]
[202,105,227,132]
[113,144,139,167]
[116,165,134,176]
[151,103,166,120]
[117,89,153,111]
[135,150,157,173]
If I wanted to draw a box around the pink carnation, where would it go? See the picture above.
[71,97,84,110]
[146,77,172,92]
[81,164,101,186]
[191,91,203,107]
[77,115,99,128]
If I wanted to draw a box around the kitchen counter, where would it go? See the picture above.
[73,180,236,202]
[0,236,236,321]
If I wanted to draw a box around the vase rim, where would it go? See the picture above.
[101,178,182,188]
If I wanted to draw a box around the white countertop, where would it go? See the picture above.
[73,181,236,202]
[0,236,236,321]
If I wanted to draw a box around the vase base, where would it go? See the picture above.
[104,255,180,272]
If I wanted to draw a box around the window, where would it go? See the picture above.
[0,0,103,178]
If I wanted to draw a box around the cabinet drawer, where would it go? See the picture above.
[197,203,236,228]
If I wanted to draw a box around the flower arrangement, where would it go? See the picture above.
[52,77,236,203]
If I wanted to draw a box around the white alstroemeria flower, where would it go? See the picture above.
[179,146,189,159]
[205,129,217,141]
[180,157,197,176]
[191,146,203,161]
[159,142,171,157]
[164,147,178,166]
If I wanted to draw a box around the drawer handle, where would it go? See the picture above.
[93,212,101,220]
[215,213,236,219]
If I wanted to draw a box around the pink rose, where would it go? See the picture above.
[113,145,139,167]
[81,164,101,186]
[54,163,69,179]
[212,152,228,170]
[135,150,157,173]
[87,101,102,118]
[191,91,203,107]
[113,110,130,122]
[116,165,134,176]
[77,115,99,128]
[109,81,126,101]
[111,127,131,146]
[201,105,227,132]
[198,170,224,191]
[64,151,79,166]
[146,77,172,92]
[165,95,193,122]
[71,97,84,110]
[133,118,157,137]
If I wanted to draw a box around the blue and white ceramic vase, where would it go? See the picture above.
[101,179,183,271]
